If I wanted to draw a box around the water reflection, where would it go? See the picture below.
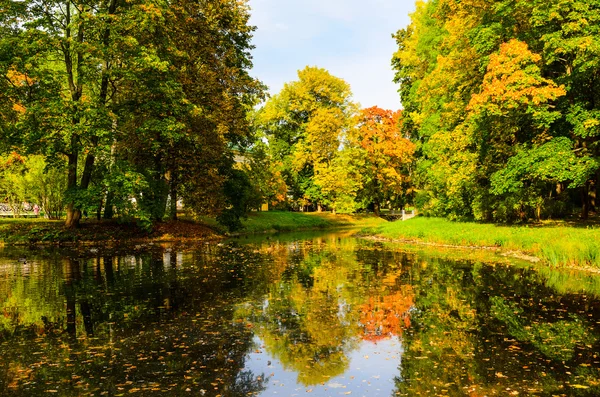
[0,234,599,396]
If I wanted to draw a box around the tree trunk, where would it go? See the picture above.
[373,175,380,216]
[96,197,103,220]
[169,172,178,221]
[581,184,590,220]
[65,203,82,228]
[373,198,381,217]
[103,191,115,219]
[65,147,80,228]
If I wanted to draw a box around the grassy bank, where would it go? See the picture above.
[199,211,385,234]
[364,217,600,269]
[0,218,218,245]
[0,212,384,245]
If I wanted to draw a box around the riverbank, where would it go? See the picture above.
[0,218,219,245]
[363,216,600,270]
[6,214,600,271]
[0,212,384,245]
[198,211,385,234]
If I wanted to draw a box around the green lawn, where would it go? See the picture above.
[198,211,385,234]
[365,217,600,268]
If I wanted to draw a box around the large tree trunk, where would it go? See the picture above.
[65,204,82,228]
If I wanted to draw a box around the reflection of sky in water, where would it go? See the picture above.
[243,335,403,396]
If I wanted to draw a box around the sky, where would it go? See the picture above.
[248,0,416,111]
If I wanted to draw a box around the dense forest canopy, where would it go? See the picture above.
[1,0,599,229]
[0,0,264,229]
[392,0,600,221]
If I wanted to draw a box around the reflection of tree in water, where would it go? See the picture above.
[238,238,415,386]
[359,286,414,342]
[241,251,359,385]
[393,258,600,396]
[0,245,271,396]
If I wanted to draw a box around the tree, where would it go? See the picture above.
[257,66,357,211]
[391,0,600,221]
[530,0,600,218]
[351,107,415,215]
[0,0,128,227]
[0,153,27,217]
[114,0,264,223]
[1,0,264,227]
[467,39,567,220]
[240,141,288,209]
[23,155,66,219]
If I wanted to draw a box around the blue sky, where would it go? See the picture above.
[248,0,415,110]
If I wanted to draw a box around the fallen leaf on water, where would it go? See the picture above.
[571,385,589,389]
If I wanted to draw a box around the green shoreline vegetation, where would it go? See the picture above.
[4,213,600,272]
[365,217,600,269]
[0,212,384,245]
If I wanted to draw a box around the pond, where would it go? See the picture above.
[1,231,600,396]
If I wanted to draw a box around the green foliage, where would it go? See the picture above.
[0,154,65,218]
[23,155,66,219]
[216,168,259,232]
[256,66,358,210]
[239,141,288,208]
[492,138,598,195]
[0,0,264,228]
[0,153,27,216]
[392,0,600,221]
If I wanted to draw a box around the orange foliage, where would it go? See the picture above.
[468,39,566,114]
[12,103,26,114]
[356,107,414,161]
[352,106,416,200]
[6,68,34,86]
[359,286,414,342]
[2,152,25,168]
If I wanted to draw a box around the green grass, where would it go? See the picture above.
[365,216,600,268]
[198,211,385,235]
[0,218,216,245]
[0,212,384,244]
[0,218,63,244]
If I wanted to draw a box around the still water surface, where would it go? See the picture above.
[1,232,600,396]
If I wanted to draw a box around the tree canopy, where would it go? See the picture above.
[392,0,600,221]
[0,0,263,227]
